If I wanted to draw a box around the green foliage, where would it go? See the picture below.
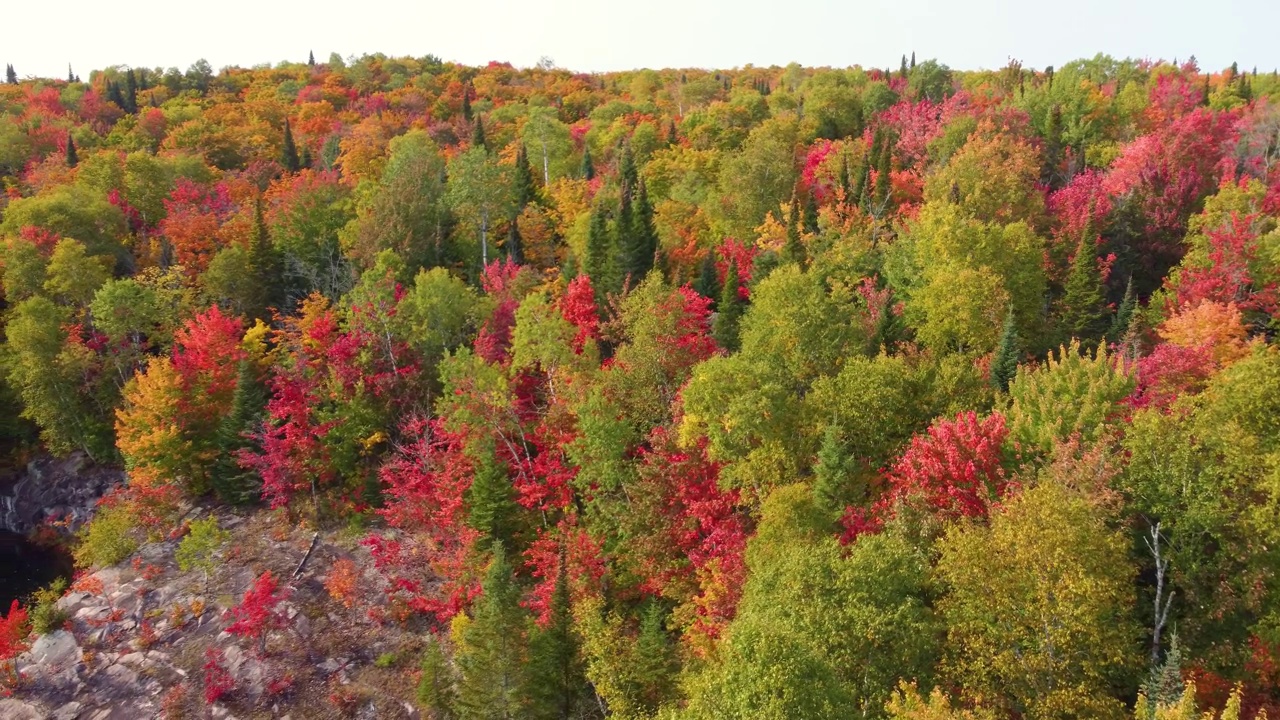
[28,577,69,635]
[1058,235,1109,345]
[74,502,140,569]
[1006,340,1134,455]
[989,309,1021,392]
[455,544,531,719]
[711,260,744,352]
[418,636,459,719]
[175,516,230,582]
[937,481,1140,718]
[212,360,266,504]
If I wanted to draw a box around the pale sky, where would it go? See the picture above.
[6,0,1279,80]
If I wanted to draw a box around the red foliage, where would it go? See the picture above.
[172,305,246,425]
[0,601,31,673]
[800,140,838,204]
[1170,211,1279,316]
[560,275,600,353]
[841,412,1012,544]
[160,179,234,276]
[714,237,757,301]
[202,647,234,704]
[225,571,290,654]
[1126,342,1216,412]
[521,519,608,626]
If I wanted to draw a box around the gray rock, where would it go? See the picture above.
[52,700,84,720]
[0,699,45,720]
[26,629,80,667]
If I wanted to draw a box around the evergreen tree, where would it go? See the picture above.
[124,69,138,113]
[851,151,870,209]
[299,146,312,170]
[466,453,518,550]
[813,425,858,518]
[620,179,658,283]
[802,192,819,234]
[693,251,720,306]
[910,51,916,69]
[713,260,744,351]
[1108,276,1137,344]
[580,145,594,181]
[471,117,487,151]
[874,134,893,212]
[67,64,74,83]
[308,50,315,67]
[212,360,267,504]
[247,198,284,322]
[526,553,585,719]
[6,64,17,84]
[64,133,77,168]
[584,202,613,299]
[990,308,1021,393]
[1058,233,1109,345]
[837,156,851,203]
[512,145,538,209]
[1043,104,1063,187]
[783,193,805,265]
[417,636,459,720]
[461,85,473,122]
[666,118,678,146]
[505,220,524,265]
[900,55,909,80]
[1142,633,1184,711]
[456,543,530,720]
[630,600,678,712]
[107,80,126,109]
[281,119,300,172]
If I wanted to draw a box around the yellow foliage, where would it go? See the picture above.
[1158,301,1252,366]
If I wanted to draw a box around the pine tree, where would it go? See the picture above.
[6,64,17,84]
[461,85,473,122]
[307,50,315,67]
[299,146,312,170]
[471,117,487,151]
[212,360,267,504]
[281,119,300,172]
[466,453,518,549]
[712,260,744,351]
[67,64,74,83]
[693,251,720,306]
[107,80,126,109]
[124,69,138,113]
[620,179,657,283]
[837,156,851,203]
[910,51,916,69]
[813,425,857,517]
[900,55,909,80]
[64,133,78,168]
[417,636,459,720]
[1058,233,1109,345]
[851,151,870,209]
[990,308,1021,393]
[457,543,530,719]
[580,145,594,180]
[526,552,585,719]
[1108,276,1137,344]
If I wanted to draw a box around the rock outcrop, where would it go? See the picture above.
[0,452,124,535]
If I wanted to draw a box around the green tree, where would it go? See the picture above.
[1006,340,1134,455]
[812,424,860,517]
[937,481,1139,719]
[526,557,586,719]
[212,360,266,505]
[418,636,459,720]
[281,118,300,172]
[584,202,615,299]
[989,308,1021,392]
[712,260,744,352]
[447,147,513,268]
[455,544,530,720]
[43,239,114,308]
[65,133,78,168]
[175,516,230,593]
[1057,234,1109,346]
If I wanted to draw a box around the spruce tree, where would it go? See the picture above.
[620,179,658,283]
[64,134,78,168]
[67,64,75,83]
[850,151,870,208]
[247,198,284,322]
[630,600,677,713]
[125,69,138,113]
[417,636,459,719]
[874,135,893,212]
[212,360,267,504]
[461,85,473,122]
[6,64,17,84]
[585,202,613,299]
[1143,633,1184,710]
[281,118,301,172]
[580,145,594,180]
[667,118,678,146]
[1043,104,1063,187]
[107,80,127,109]
[307,50,315,67]
[466,453,518,550]
[813,425,857,517]
[1108,275,1137,343]
[513,145,538,209]
[910,51,916,69]
[505,220,524,265]
[900,55,909,80]
[693,251,720,306]
[1058,233,1109,345]
[471,117,487,151]
[712,261,744,351]
[803,191,819,234]
[457,543,530,719]
[837,156,851,203]
[527,553,585,719]
[990,308,1021,393]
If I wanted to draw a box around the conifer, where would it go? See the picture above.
[990,308,1021,392]
[1108,275,1137,343]
[874,135,893,212]
[281,118,300,172]
[580,145,594,180]
[784,194,806,265]
[694,250,720,306]
[212,360,267,504]
[247,198,284,322]
[513,145,538,209]
[466,453,518,549]
[813,425,857,517]
[456,544,529,719]
[67,64,74,83]
[6,64,17,84]
[713,260,744,351]
[505,220,524,265]
[64,134,77,168]
[307,50,315,67]
[584,203,613,298]
[1059,232,1109,345]
[417,637,458,718]
[461,85,473,122]
[527,552,585,719]
[471,116,487,151]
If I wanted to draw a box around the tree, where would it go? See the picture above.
[471,116,487,151]
[712,259,744,351]
[247,197,284,323]
[65,133,78,168]
[5,64,16,84]
[226,570,290,656]
[990,308,1021,392]
[580,145,594,180]
[418,636,459,719]
[693,251,720,305]
[308,50,315,67]
[447,147,513,267]
[937,481,1140,718]
[584,202,615,299]
[281,118,300,172]
[526,555,585,719]
[1007,340,1134,455]
[812,424,859,517]
[1058,233,1109,346]
[213,360,267,504]
[0,600,31,684]
[456,544,530,719]
[176,516,230,593]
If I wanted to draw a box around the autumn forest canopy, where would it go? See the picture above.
[2,51,1280,718]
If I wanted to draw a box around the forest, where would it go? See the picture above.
[0,50,1279,719]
